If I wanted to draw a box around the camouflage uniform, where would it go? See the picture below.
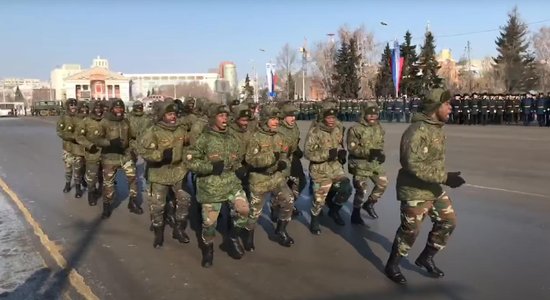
[245,105,295,248]
[138,100,191,247]
[75,100,104,206]
[386,89,464,284]
[92,99,143,219]
[304,103,352,234]
[187,104,250,267]
[347,106,388,223]
[277,102,304,217]
[56,99,84,195]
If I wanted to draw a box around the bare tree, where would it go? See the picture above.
[533,26,550,90]
[275,43,298,99]
[311,40,337,98]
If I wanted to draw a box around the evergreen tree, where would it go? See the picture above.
[400,31,422,96]
[332,37,361,98]
[493,7,538,92]
[418,31,442,91]
[14,86,25,102]
[243,73,254,98]
[374,43,393,97]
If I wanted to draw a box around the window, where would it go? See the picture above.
[196,76,204,80]
[83,85,89,90]
[170,76,177,80]
[152,76,159,80]
[143,76,151,80]
[161,76,168,80]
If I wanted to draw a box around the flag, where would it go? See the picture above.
[266,63,277,98]
[391,40,405,97]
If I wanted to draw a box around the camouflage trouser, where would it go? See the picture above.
[147,180,191,227]
[201,190,249,244]
[393,193,457,257]
[85,160,103,191]
[287,176,301,200]
[102,160,137,204]
[352,174,388,208]
[248,182,294,230]
[63,151,84,185]
[310,177,352,216]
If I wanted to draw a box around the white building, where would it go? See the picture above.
[51,64,82,100]
[123,73,219,99]
[61,57,130,101]
[0,78,49,103]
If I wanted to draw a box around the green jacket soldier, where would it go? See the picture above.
[56,98,83,195]
[347,105,388,224]
[92,99,144,219]
[187,104,250,268]
[244,105,295,249]
[385,89,465,285]
[276,102,304,217]
[228,104,254,154]
[75,100,104,206]
[304,103,352,234]
[138,100,192,248]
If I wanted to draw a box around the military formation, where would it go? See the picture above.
[296,92,550,127]
[56,89,466,284]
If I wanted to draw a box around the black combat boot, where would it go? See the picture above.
[275,220,294,247]
[87,188,98,206]
[242,229,255,252]
[164,200,176,228]
[101,202,112,219]
[63,182,71,193]
[362,198,379,219]
[74,184,83,198]
[128,196,144,215]
[385,243,407,284]
[226,226,245,259]
[328,203,345,226]
[309,213,321,235]
[415,245,445,278]
[201,242,214,268]
[153,225,164,248]
[172,219,190,244]
[350,207,365,225]
[270,206,279,222]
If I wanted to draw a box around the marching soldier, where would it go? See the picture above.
[403,96,411,123]
[75,100,105,206]
[488,94,496,124]
[92,99,144,219]
[504,95,513,125]
[347,105,388,224]
[536,93,546,127]
[479,93,489,125]
[393,97,404,123]
[304,103,352,234]
[522,93,533,126]
[385,88,465,284]
[470,93,480,125]
[451,94,461,124]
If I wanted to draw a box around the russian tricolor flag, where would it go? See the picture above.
[390,40,404,97]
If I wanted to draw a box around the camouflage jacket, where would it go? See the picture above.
[189,116,208,146]
[187,127,242,203]
[178,113,199,132]
[304,122,346,183]
[245,126,289,190]
[277,120,301,177]
[138,123,190,186]
[227,122,253,160]
[75,116,103,162]
[397,113,447,202]
[127,112,151,140]
[92,114,136,165]
[346,119,385,177]
[56,113,81,154]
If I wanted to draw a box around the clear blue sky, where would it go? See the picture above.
[1,0,550,81]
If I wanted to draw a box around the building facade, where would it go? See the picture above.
[123,73,219,99]
[51,64,83,100]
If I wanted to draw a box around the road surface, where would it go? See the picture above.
[0,116,549,300]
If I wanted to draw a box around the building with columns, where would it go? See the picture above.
[63,57,130,101]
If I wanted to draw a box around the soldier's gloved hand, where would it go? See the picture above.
[110,138,124,149]
[211,160,225,175]
[337,149,347,165]
[276,160,287,172]
[328,148,338,161]
[88,144,99,153]
[162,149,173,164]
[444,172,465,188]
[368,149,383,162]
[293,147,304,159]
[235,166,248,181]
[66,137,77,143]
[273,151,281,161]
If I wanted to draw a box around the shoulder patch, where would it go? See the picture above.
[186,154,192,160]
[253,148,259,154]
[350,142,356,147]
[423,146,428,154]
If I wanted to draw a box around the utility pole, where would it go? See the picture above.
[467,41,472,93]
[300,37,308,101]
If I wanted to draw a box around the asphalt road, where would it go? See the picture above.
[0,116,549,300]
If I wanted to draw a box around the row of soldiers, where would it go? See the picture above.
[56,94,463,285]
